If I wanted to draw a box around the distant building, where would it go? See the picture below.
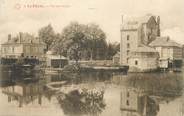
[113,52,120,65]
[1,33,45,60]
[149,36,183,69]
[46,51,68,68]
[120,14,160,66]
[120,88,159,116]
[129,45,159,72]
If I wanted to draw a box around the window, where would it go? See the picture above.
[12,47,14,53]
[127,50,130,55]
[127,58,129,63]
[126,100,129,106]
[127,43,130,48]
[135,60,138,65]
[127,92,130,97]
[127,35,129,40]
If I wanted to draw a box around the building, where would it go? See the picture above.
[120,88,159,116]
[46,51,68,68]
[120,14,160,67]
[1,32,45,60]
[149,36,183,69]
[129,45,159,72]
[113,52,120,65]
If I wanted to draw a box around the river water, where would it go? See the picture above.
[0,71,184,116]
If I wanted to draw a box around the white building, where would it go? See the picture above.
[149,36,183,69]
[46,51,68,68]
[129,45,159,72]
[120,14,160,71]
[1,33,45,59]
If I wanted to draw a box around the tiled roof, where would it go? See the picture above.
[2,33,44,45]
[149,36,182,48]
[132,44,158,53]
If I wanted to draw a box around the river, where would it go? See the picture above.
[0,71,184,116]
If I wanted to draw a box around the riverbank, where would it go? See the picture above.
[42,64,129,75]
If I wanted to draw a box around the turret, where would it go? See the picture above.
[157,16,160,36]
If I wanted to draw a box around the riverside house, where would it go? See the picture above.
[1,33,45,60]
[149,36,183,69]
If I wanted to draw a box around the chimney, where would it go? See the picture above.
[19,32,22,43]
[122,15,123,24]
[157,16,160,36]
[8,34,11,42]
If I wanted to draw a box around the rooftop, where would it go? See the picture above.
[2,32,44,45]
[132,44,158,53]
[149,36,182,48]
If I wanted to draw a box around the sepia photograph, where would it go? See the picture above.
[0,0,184,116]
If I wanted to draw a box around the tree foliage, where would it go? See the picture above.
[40,22,119,62]
[106,42,120,60]
[38,24,56,51]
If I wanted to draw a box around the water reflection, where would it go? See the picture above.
[1,80,45,107]
[0,71,183,116]
[120,88,159,116]
[57,87,106,116]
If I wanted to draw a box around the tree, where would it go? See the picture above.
[59,22,87,63]
[106,42,120,60]
[51,33,66,68]
[38,24,56,51]
[51,22,108,62]
[85,23,107,60]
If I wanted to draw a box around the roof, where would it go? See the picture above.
[149,36,182,48]
[121,14,156,30]
[46,51,67,59]
[132,44,158,53]
[1,33,45,45]
[47,54,67,60]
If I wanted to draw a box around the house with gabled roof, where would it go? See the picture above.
[1,32,46,60]
[149,36,183,69]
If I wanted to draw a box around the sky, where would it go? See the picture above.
[0,0,184,44]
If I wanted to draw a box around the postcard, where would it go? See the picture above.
[0,0,184,116]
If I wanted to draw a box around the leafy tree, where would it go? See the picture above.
[85,23,107,60]
[38,24,56,51]
[106,42,120,60]
[60,22,87,63]
[51,22,109,62]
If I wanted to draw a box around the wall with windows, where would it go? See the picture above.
[1,44,23,58]
[155,46,182,60]
[120,30,138,65]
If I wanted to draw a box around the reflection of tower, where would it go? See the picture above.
[180,95,184,116]
[120,88,159,116]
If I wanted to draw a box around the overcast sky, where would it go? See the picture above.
[0,0,184,44]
